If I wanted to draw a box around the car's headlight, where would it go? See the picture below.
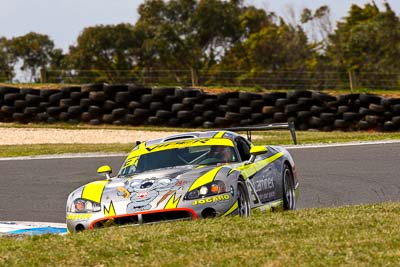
[68,198,101,213]
[185,181,227,200]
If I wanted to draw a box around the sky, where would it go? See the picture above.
[0,0,399,52]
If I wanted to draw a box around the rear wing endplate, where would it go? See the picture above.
[223,122,297,145]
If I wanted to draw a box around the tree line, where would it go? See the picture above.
[1,0,400,89]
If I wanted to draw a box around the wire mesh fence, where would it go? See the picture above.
[2,69,400,90]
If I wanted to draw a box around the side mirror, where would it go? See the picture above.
[97,165,112,181]
[248,146,268,163]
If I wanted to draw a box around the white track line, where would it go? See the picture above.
[1,140,400,161]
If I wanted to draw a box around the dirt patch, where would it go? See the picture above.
[0,128,179,145]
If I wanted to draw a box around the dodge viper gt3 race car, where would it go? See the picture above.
[66,123,299,232]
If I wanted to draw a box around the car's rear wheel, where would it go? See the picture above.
[283,165,296,210]
[237,180,250,217]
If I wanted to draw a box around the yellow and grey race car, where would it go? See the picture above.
[66,123,299,232]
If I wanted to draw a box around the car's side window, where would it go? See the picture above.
[235,137,251,161]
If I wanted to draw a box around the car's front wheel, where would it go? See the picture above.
[237,180,251,217]
[283,165,296,210]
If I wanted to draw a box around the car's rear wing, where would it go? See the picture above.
[223,122,297,145]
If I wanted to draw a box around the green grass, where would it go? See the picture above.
[1,130,400,158]
[1,203,400,266]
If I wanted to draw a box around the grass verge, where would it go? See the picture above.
[1,130,399,158]
[1,203,399,266]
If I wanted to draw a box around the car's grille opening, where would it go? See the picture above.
[92,210,194,229]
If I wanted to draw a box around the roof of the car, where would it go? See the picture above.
[144,130,241,147]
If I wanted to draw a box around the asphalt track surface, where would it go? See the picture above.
[0,143,399,223]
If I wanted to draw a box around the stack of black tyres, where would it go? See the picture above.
[0,84,400,131]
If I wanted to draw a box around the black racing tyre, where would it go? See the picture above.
[309,116,322,127]
[287,90,312,100]
[35,112,49,122]
[68,106,82,115]
[275,98,288,108]
[310,105,325,114]
[297,110,312,119]
[0,86,19,95]
[193,104,205,113]
[140,94,153,104]
[149,102,164,111]
[262,106,278,115]
[283,165,296,210]
[156,110,173,120]
[128,101,141,110]
[152,87,175,97]
[237,180,251,217]
[24,107,39,115]
[343,112,360,121]
[225,112,242,121]
[40,89,58,99]
[250,113,264,123]
[383,121,395,131]
[214,117,231,127]
[88,106,102,116]
[359,94,381,105]
[115,91,131,104]
[48,92,64,104]
[1,105,15,114]
[103,100,116,111]
[59,112,69,121]
[147,116,161,125]
[365,115,380,125]
[334,119,348,129]
[81,112,91,122]
[273,112,287,122]
[20,88,37,95]
[285,103,309,114]
[250,99,264,111]
[193,116,205,125]
[311,91,336,102]
[171,103,185,113]
[61,86,80,95]
[165,95,181,104]
[392,116,400,126]
[177,110,193,120]
[81,83,103,93]
[14,100,27,109]
[4,93,22,103]
[202,98,217,107]
[297,97,315,106]
[369,104,385,113]
[89,119,101,125]
[203,110,216,120]
[112,108,128,117]
[218,105,230,113]
[320,112,335,121]
[262,92,286,105]
[133,108,150,118]
[393,104,400,113]
[70,92,83,101]
[239,107,252,115]
[60,99,73,109]
[337,105,349,114]
[25,94,42,105]
[89,91,105,102]
[227,98,241,107]
[102,114,114,124]
[12,113,27,123]
[46,107,62,116]
[202,121,214,128]
[182,97,200,106]
[167,118,180,127]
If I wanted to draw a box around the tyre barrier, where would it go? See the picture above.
[1,85,400,131]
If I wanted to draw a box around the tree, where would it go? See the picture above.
[67,23,137,83]
[326,2,400,88]
[9,32,55,81]
[134,0,243,86]
[213,17,315,88]
[0,37,15,82]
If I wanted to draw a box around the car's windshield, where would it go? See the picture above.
[118,145,238,177]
